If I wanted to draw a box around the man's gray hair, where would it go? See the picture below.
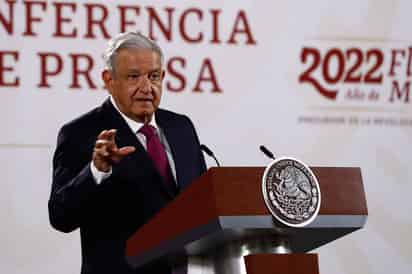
[103,32,164,74]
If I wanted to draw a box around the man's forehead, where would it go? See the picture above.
[115,48,162,73]
[115,48,162,68]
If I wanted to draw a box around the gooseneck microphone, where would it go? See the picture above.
[200,144,221,167]
[259,145,276,160]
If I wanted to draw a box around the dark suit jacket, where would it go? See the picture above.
[48,99,207,274]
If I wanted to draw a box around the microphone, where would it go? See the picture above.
[200,144,221,167]
[259,145,276,160]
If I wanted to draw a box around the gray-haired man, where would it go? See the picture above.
[49,32,206,274]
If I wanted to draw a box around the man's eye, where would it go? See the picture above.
[149,73,161,81]
[127,74,139,80]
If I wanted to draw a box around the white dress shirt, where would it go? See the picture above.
[90,97,177,184]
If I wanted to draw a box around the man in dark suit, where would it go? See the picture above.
[48,32,207,274]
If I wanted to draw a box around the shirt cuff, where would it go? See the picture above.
[90,161,112,184]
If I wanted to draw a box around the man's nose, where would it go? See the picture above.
[138,75,152,94]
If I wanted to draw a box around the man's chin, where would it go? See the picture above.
[131,110,155,123]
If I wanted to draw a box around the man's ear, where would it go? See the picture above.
[102,70,113,91]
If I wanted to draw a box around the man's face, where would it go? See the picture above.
[103,48,164,123]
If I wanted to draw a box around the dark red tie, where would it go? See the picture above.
[139,124,174,186]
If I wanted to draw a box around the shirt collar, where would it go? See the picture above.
[109,96,159,134]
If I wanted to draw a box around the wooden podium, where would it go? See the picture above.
[126,167,368,274]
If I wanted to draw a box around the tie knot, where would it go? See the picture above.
[139,124,157,140]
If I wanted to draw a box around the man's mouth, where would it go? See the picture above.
[135,98,153,102]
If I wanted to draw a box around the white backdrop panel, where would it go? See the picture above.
[1,1,411,274]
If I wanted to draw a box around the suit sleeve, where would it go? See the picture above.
[48,125,99,233]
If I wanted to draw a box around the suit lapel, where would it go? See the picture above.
[156,110,187,191]
[101,99,175,199]
[101,99,144,153]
